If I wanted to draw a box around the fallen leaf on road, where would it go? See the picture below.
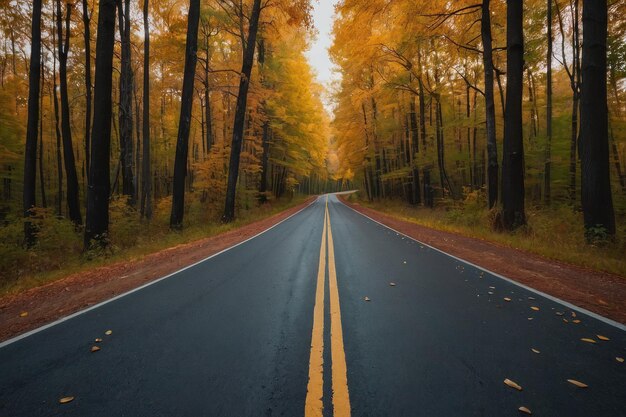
[572,320,581,324]
[59,396,74,404]
[567,379,588,388]
[581,338,596,344]
[556,312,564,316]
[504,297,512,302]
[527,318,533,320]
[616,357,624,363]
[105,330,112,335]
[531,348,540,354]
[518,406,532,414]
[488,291,494,295]
[364,297,371,302]
[571,312,577,318]
[94,338,102,343]
[91,346,100,352]
[19,311,28,317]
[389,282,396,287]
[527,297,535,300]
[531,307,539,311]
[597,335,610,341]
[563,319,569,323]
[504,378,522,391]
[489,286,496,289]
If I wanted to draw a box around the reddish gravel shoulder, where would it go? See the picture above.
[0,198,314,343]
[340,198,626,325]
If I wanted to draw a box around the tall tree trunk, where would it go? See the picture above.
[501,0,526,230]
[23,0,42,246]
[544,0,553,205]
[170,0,201,229]
[52,15,63,217]
[222,0,262,222]
[117,0,135,205]
[482,0,499,208]
[258,121,270,202]
[580,0,615,239]
[82,0,92,178]
[85,0,117,248]
[57,0,82,226]
[39,55,47,209]
[141,0,152,219]
[409,94,421,205]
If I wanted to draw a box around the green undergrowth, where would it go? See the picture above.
[344,191,626,278]
[0,193,309,296]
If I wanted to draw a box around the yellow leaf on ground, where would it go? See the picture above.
[563,319,569,323]
[597,335,609,341]
[571,312,577,318]
[518,406,532,414]
[91,346,101,352]
[19,311,28,317]
[616,357,624,363]
[95,338,102,343]
[59,396,74,404]
[531,307,539,311]
[572,320,581,324]
[581,338,596,344]
[531,348,540,354]
[105,330,112,335]
[504,378,522,391]
[504,297,511,302]
[567,379,588,388]
[556,312,564,316]
[364,297,371,302]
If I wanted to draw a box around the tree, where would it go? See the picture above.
[140,0,152,219]
[82,0,92,178]
[482,0,499,209]
[501,0,526,230]
[23,0,43,246]
[222,0,263,223]
[580,0,615,240]
[57,0,82,226]
[169,0,201,229]
[85,0,117,248]
[544,0,553,204]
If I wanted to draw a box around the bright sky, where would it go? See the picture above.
[305,0,339,110]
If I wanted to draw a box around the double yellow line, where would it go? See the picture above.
[305,196,351,417]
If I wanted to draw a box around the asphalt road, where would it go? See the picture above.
[1,195,625,417]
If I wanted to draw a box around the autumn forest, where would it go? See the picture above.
[0,0,625,286]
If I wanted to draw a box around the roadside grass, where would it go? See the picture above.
[0,193,309,296]
[344,192,626,278]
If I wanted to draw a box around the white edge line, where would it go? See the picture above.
[0,197,321,349]
[335,197,626,332]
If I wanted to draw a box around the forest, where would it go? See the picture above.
[0,0,625,288]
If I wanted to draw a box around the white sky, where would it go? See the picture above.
[305,0,339,110]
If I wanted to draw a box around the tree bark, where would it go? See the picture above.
[258,121,270,203]
[580,0,615,239]
[82,0,92,178]
[57,0,82,226]
[170,0,201,229]
[222,0,263,222]
[482,0,499,208]
[501,0,526,230]
[85,0,117,248]
[544,0,553,205]
[23,0,42,246]
[141,0,152,219]
[39,55,47,209]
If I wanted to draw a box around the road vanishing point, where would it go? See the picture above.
[1,195,625,416]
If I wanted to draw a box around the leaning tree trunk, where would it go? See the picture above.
[141,0,152,219]
[580,0,615,240]
[501,0,526,230]
[57,0,82,226]
[85,0,117,248]
[23,0,43,246]
[222,0,263,222]
[169,0,201,229]
[482,0,499,209]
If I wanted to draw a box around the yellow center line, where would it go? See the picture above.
[305,196,352,417]
[304,198,327,417]
[326,199,351,417]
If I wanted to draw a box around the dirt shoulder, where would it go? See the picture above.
[340,197,626,325]
[0,198,314,343]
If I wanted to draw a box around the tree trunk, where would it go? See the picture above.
[39,56,47,209]
[141,0,152,219]
[482,0,499,208]
[170,0,201,229]
[23,0,42,246]
[82,0,92,178]
[501,0,526,230]
[52,15,64,217]
[258,121,270,203]
[85,0,117,248]
[222,0,262,222]
[544,0,552,205]
[580,0,615,239]
[57,0,82,226]
[409,94,421,205]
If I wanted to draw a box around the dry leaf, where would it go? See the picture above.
[59,396,74,404]
[527,296,535,300]
[597,335,610,341]
[616,357,624,363]
[567,379,588,388]
[518,406,532,414]
[504,378,522,391]
[91,346,100,352]
[531,348,540,354]
[488,291,494,295]
[19,311,28,317]
[563,319,569,323]
[94,338,102,343]
[572,320,581,324]
[581,338,596,344]
[489,286,496,289]
[556,312,564,316]
[504,297,512,302]
[571,312,577,318]
[105,330,112,335]
[389,282,396,287]
[531,307,539,311]
[527,318,533,320]
[364,297,371,302]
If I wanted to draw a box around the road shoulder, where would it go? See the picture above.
[0,198,315,343]
[339,197,626,325]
